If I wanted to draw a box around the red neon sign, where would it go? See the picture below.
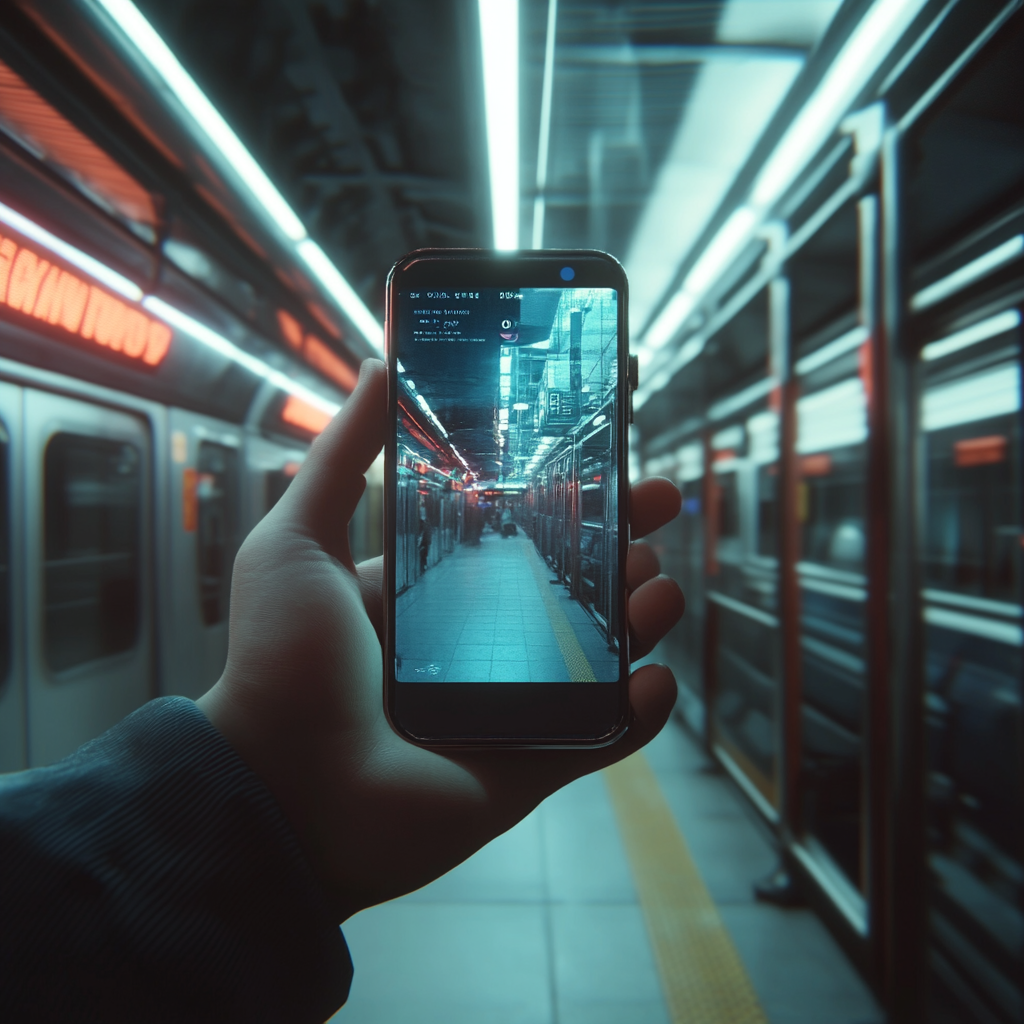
[0,230,171,365]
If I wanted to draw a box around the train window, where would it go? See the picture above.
[44,434,141,671]
[196,442,240,627]
[788,200,859,346]
[0,422,8,683]
[905,12,1024,270]
[714,470,740,540]
[797,376,868,570]
[921,352,1021,602]
[264,463,299,514]
[795,345,870,891]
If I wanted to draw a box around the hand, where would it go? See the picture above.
[198,359,685,922]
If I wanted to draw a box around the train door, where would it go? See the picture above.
[0,382,25,771]
[165,409,243,699]
[23,389,153,767]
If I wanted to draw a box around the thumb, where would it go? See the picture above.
[284,358,387,562]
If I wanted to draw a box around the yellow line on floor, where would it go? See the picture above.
[604,753,768,1024]
[524,547,596,682]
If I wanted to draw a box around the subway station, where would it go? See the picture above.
[0,2,1020,1022]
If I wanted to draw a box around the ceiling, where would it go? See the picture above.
[128,0,842,331]
[114,0,843,477]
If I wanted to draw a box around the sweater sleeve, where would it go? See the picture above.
[0,696,353,1023]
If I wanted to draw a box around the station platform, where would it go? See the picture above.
[396,528,618,683]
[330,713,883,1024]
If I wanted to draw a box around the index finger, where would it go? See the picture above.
[629,477,681,539]
[284,358,387,556]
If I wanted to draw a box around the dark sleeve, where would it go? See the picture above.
[0,697,353,1023]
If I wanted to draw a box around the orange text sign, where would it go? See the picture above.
[0,229,171,365]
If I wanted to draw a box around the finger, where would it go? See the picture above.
[628,575,685,660]
[595,663,678,767]
[626,541,661,592]
[629,477,681,540]
[286,359,387,558]
[356,556,384,643]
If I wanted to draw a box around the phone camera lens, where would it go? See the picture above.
[560,266,575,281]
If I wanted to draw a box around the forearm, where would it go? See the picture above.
[0,697,352,1023]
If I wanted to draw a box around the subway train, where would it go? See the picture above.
[0,47,380,774]
[635,4,1023,1022]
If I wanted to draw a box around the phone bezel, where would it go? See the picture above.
[383,249,631,747]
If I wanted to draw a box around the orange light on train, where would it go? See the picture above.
[276,307,358,394]
[303,335,358,393]
[281,394,332,435]
[0,230,171,365]
[800,453,832,476]
[276,308,304,349]
[954,435,1007,467]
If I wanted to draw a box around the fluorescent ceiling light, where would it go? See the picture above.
[531,0,558,249]
[922,309,1021,362]
[642,206,757,355]
[636,0,927,374]
[94,0,304,241]
[751,0,930,209]
[93,0,383,353]
[626,20,806,339]
[144,296,340,415]
[910,235,1023,312]
[479,0,520,249]
[296,240,383,352]
[687,205,758,296]
[0,198,143,301]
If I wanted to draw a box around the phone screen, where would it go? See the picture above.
[392,284,621,686]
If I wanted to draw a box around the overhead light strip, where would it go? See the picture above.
[531,0,558,249]
[638,0,929,361]
[0,198,143,301]
[479,0,520,250]
[143,296,341,416]
[92,0,383,353]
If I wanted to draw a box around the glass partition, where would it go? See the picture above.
[44,434,141,671]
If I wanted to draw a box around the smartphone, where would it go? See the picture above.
[383,249,634,746]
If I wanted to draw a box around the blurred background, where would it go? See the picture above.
[0,1,1020,1022]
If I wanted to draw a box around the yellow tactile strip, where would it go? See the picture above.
[604,753,768,1024]
[525,549,596,682]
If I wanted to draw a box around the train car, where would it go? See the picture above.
[0,38,380,772]
[637,3,1023,1021]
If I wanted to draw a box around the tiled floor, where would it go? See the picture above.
[395,529,619,683]
[329,714,883,1024]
